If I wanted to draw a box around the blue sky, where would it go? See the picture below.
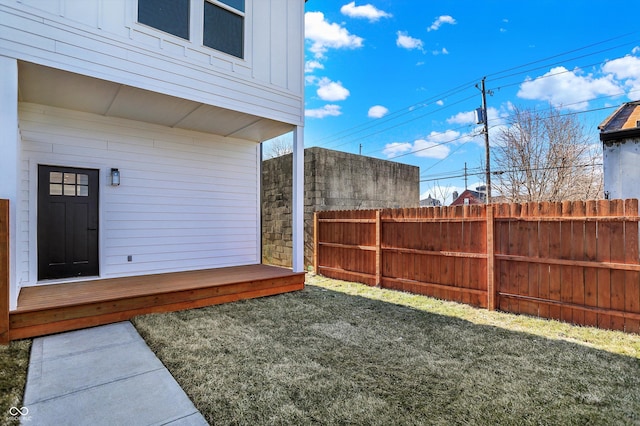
[284,1,640,203]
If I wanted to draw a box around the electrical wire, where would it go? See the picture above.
[307,32,639,151]
[420,163,603,183]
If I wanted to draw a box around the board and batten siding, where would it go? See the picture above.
[0,0,304,126]
[18,103,261,286]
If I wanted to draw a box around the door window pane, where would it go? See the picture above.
[50,184,63,196]
[203,1,244,58]
[63,173,76,184]
[50,172,63,183]
[77,186,89,197]
[63,185,76,196]
[77,174,89,185]
[138,0,190,40]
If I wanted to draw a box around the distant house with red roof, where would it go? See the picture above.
[450,187,486,206]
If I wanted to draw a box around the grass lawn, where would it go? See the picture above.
[132,275,640,425]
[0,339,31,426]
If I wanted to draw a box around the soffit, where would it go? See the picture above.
[17,61,293,142]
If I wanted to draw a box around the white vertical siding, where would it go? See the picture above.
[604,139,640,200]
[18,103,260,286]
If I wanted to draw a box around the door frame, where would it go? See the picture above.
[27,160,107,285]
[37,164,100,280]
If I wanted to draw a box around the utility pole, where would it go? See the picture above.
[476,77,492,203]
[464,162,468,190]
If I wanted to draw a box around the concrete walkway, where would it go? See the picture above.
[21,322,208,425]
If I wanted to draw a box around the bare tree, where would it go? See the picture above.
[492,106,602,203]
[264,136,293,159]
[423,181,454,205]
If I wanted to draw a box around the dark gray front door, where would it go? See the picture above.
[38,165,99,280]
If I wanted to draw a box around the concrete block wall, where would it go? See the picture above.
[262,147,419,269]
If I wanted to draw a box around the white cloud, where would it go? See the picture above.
[340,2,391,22]
[436,100,444,106]
[602,52,640,97]
[305,60,324,73]
[412,138,452,159]
[305,105,342,118]
[383,130,462,159]
[447,110,477,125]
[517,66,622,110]
[446,106,506,126]
[368,105,389,118]
[432,47,449,55]
[382,142,412,157]
[316,77,350,101]
[305,11,364,58]
[396,31,424,51]
[427,15,456,32]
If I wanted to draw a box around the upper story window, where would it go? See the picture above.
[138,0,190,40]
[203,0,245,59]
[136,0,245,60]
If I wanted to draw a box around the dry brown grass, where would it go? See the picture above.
[0,339,31,426]
[133,275,640,425]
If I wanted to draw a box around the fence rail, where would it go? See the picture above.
[314,199,640,333]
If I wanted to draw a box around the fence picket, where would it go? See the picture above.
[624,199,640,333]
[583,200,598,326]
[596,200,612,329]
[610,200,626,331]
[538,202,551,318]
[571,201,587,324]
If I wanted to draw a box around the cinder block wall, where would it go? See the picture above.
[262,147,419,269]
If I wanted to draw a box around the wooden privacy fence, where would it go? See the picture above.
[314,199,640,333]
[1,199,9,343]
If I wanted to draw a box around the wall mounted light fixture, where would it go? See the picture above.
[110,168,120,186]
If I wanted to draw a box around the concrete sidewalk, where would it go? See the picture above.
[21,322,208,425]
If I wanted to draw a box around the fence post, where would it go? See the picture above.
[375,210,381,287]
[313,211,319,275]
[486,204,496,310]
[1,200,9,343]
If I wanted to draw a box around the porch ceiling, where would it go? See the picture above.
[17,61,293,142]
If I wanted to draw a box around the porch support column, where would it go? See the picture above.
[292,125,304,273]
[0,57,19,314]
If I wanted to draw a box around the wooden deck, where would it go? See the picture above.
[8,264,305,341]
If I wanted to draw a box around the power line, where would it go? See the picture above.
[339,93,478,153]
[308,32,639,151]
[408,102,619,176]
[420,163,602,184]
[312,82,477,149]
[487,32,639,81]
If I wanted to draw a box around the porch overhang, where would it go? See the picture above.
[17,61,294,142]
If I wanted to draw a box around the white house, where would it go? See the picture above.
[0,0,306,340]
[599,101,640,200]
